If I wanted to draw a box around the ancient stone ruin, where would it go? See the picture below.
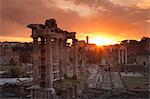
[27,19,79,99]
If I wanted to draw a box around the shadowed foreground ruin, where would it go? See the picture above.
[27,19,87,99]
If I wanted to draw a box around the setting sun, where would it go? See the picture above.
[89,36,118,46]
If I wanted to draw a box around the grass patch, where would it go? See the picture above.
[123,76,148,89]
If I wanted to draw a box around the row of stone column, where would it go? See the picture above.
[118,50,127,64]
[32,37,79,88]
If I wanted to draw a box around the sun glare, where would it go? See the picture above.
[89,36,117,46]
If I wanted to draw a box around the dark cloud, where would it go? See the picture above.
[0,0,149,41]
[1,0,81,37]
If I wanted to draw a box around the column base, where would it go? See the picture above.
[29,86,56,99]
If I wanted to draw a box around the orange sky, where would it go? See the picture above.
[0,0,150,45]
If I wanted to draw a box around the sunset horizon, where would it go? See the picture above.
[0,33,148,46]
[1,0,150,45]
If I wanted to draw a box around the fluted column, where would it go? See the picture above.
[73,39,78,77]
[121,50,124,63]
[63,39,67,76]
[53,38,59,80]
[66,43,70,63]
[58,38,67,77]
[33,37,39,85]
[59,39,64,78]
[118,50,120,63]
[55,38,59,70]
[40,37,46,88]
[125,50,127,63]
[46,36,53,88]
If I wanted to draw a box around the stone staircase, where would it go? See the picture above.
[111,72,124,88]
[101,71,112,90]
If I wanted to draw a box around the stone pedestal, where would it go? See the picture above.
[29,86,55,99]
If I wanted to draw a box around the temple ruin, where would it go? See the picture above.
[27,19,82,99]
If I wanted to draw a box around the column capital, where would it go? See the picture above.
[32,36,38,39]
